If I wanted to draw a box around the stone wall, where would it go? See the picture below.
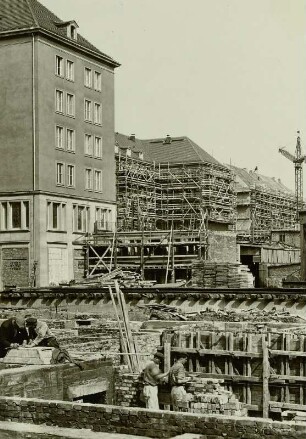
[0,359,113,403]
[0,396,306,439]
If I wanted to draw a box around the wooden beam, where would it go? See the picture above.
[262,334,270,418]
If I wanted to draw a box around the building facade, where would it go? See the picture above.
[0,0,119,288]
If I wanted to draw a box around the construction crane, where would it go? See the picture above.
[279,131,305,220]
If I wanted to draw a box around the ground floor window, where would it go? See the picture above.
[0,201,29,230]
[47,201,66,231]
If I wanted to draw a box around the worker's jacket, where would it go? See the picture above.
[0,318,29,355]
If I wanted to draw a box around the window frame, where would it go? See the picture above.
[55,89,64,114]
[47,201,66,231]
[94,169,103,193]
[94,102,102,125]
[66,59,75,82]
[94,71,102,91]
[0,201,30,231]
[73,204,90,233]
[84,99,92,122]
[56,162,65,186]
[94,136,102,159]
[84,67,92,88]
[84,133,93,156]
[67,164,75,188]
[55,125,64,150]
[66,92,75,117]
[55,55,64,77]
[66,128,75,153]
[85,168,93,191]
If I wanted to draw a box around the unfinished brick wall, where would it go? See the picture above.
[1,247,29,288]
[0,396,306,439]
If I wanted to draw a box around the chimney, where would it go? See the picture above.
[163,134,172,144]
[129,134,136,142]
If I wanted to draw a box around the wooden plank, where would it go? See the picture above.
[270,375,306,383]
[269,402,306,412]
[269,350,306,358]
[171,347,261,358]
[300,335,304,405]
[196,331,201,372]
[262,333,270,418]
[285,334,290,403]
[108,285,132,372]
[163,341,171,411]
[247,333,252,405]
[192,372,261,382]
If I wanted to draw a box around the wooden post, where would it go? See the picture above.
[196,331,201,372]
[164,339,171,411]
[285,334,291,403]
[300,335,305,405]
[188,332,194,372]
[262,333,270,418]
[171,227,175,283]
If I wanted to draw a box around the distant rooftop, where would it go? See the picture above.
[0,0,120,67]
[115,132,221,166]
[228,164,294,195]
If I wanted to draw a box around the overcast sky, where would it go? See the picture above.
[42,0,306,192]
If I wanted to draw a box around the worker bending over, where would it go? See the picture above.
[25,317,59,348]
[142,352,169,410]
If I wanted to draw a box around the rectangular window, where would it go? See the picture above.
[55,89,64,113]
[55,125,64,149]
[95,207,107,230]
[94,71,102,91]
[47,201,66,231]
[66,93,75,116]
[66,60,74,81]
[84,67,92,87]
[66,129,75,152]
[94,102,102,124]
[84,134,93,155]
[94,136,102,158]
[56,162,64,185]
[0,201,29,230]
[94,170,102,192]
[85,168,93,190]
[73,205,90,232]
[55,55,63,76]
[67,164,75,187]
[84,99,92,121]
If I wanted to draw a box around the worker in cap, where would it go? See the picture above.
[0,314,29,358]
[24,317,59,349]
[142,351,169,410]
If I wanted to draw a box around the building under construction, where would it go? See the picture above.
[83,133,298,285]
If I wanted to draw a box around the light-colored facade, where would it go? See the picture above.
[0,1,119,288]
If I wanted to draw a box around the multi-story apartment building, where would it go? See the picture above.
[0,0,120,288]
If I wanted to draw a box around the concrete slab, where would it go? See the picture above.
[0,421,150,438]
[2,347,54,365]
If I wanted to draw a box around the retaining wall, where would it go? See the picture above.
[0,396,305,438]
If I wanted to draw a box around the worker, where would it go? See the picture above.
[24,317,59,348]
[169,353,190,411]
[142,352,169,410]
[0,315,28,358]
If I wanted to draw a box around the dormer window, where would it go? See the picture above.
[70,25,77,40]
[54,20,79,41]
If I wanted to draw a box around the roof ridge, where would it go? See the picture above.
[187,137,206,162]
[25,0,39,27]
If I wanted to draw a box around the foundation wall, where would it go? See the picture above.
[0,396,306,438]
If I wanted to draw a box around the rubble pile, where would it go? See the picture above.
[71,268,156,288]
[192,261,254,288]
[145,303,305,324]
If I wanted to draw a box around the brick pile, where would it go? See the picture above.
[183,378,247,416]
[192,261,254,288]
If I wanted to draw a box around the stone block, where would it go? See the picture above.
[2,347,54,365]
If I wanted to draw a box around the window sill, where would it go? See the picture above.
[55,147,65,151]
[94,88,102,93]
[0,229,30,233]
[94,156,103,160]
[66,78,75,83]
[66,150,76,154]
[67,185,76,189]
[84,85,92,90]
[85,188,93,192]
[56,183,65,187]
[93,122,102,127]
[84,153,93,158]
[55,111,64,116]
[94,190,103,194]
[84,120,93,124]
[55,74,64,79]
[47,230,67,234]
[66,114,75,119]
[73,231,87,235]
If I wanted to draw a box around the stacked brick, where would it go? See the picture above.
[114,368,142,407]
[182,378,247,416]
[192,260,254,288]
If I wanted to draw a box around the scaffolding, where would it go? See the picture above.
[116,152,236,232]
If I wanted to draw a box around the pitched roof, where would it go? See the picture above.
[0,0,119,67]
[115,133,221,166]
[229,165,294,196]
